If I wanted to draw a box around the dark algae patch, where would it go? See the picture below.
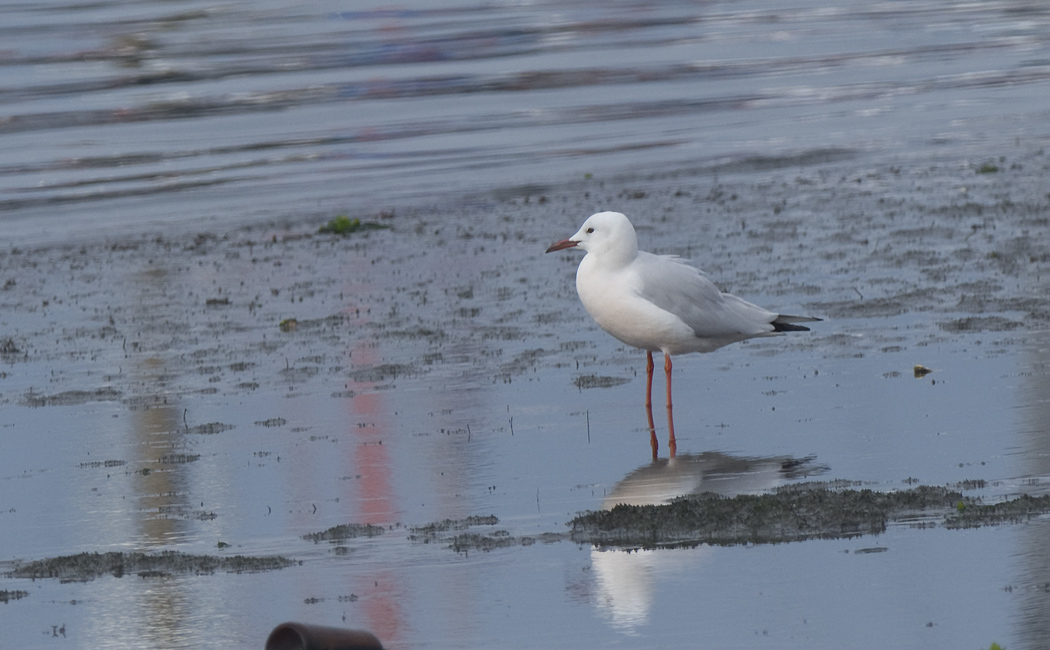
[408,515,500,545]
[569,483,1050,549]
[409,514,499,536]
[303,523,385,543]
[7,551,297,582]
[302,487,1050,555]
[408,515,566,552]
[0,589,29,603]
[573,374,630,389]
[945,493,1050,529]
[23,387,122,407]
[447,531,520,554]
[186,422,235,435]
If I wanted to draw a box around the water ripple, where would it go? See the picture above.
[2,0,1049,242]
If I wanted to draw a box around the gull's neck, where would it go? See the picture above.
[590,233,638,270]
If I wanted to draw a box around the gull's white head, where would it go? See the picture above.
[545,211,639,265]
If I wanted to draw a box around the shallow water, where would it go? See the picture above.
[3,1,1050,649]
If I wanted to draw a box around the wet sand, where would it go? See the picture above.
[3,147,1050,648]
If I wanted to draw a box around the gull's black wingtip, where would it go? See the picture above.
[771,315,821,332]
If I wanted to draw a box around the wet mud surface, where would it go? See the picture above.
[3,148,1050,648]
[3,146,1050,413]
[0,145,1044,417]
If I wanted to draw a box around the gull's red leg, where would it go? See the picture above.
[645,351,654,409]
[646,401,658,459]
[664,353,676,458]
[645,351,657,458]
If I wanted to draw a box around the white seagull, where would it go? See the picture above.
[546,211,819,455]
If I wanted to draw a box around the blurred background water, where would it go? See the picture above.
[3,0,1050,243]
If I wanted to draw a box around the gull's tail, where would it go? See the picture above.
[771,314,821,332]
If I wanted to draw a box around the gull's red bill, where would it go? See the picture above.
[545,238,579,253]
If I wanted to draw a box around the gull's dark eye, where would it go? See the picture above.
[586,227,594,234]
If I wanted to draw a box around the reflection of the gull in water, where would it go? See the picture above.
[589,451,827,634]
[602,451,826,509]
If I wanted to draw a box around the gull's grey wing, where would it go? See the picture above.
[632,252,778,339]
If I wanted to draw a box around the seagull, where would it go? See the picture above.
[546,211,819,455]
